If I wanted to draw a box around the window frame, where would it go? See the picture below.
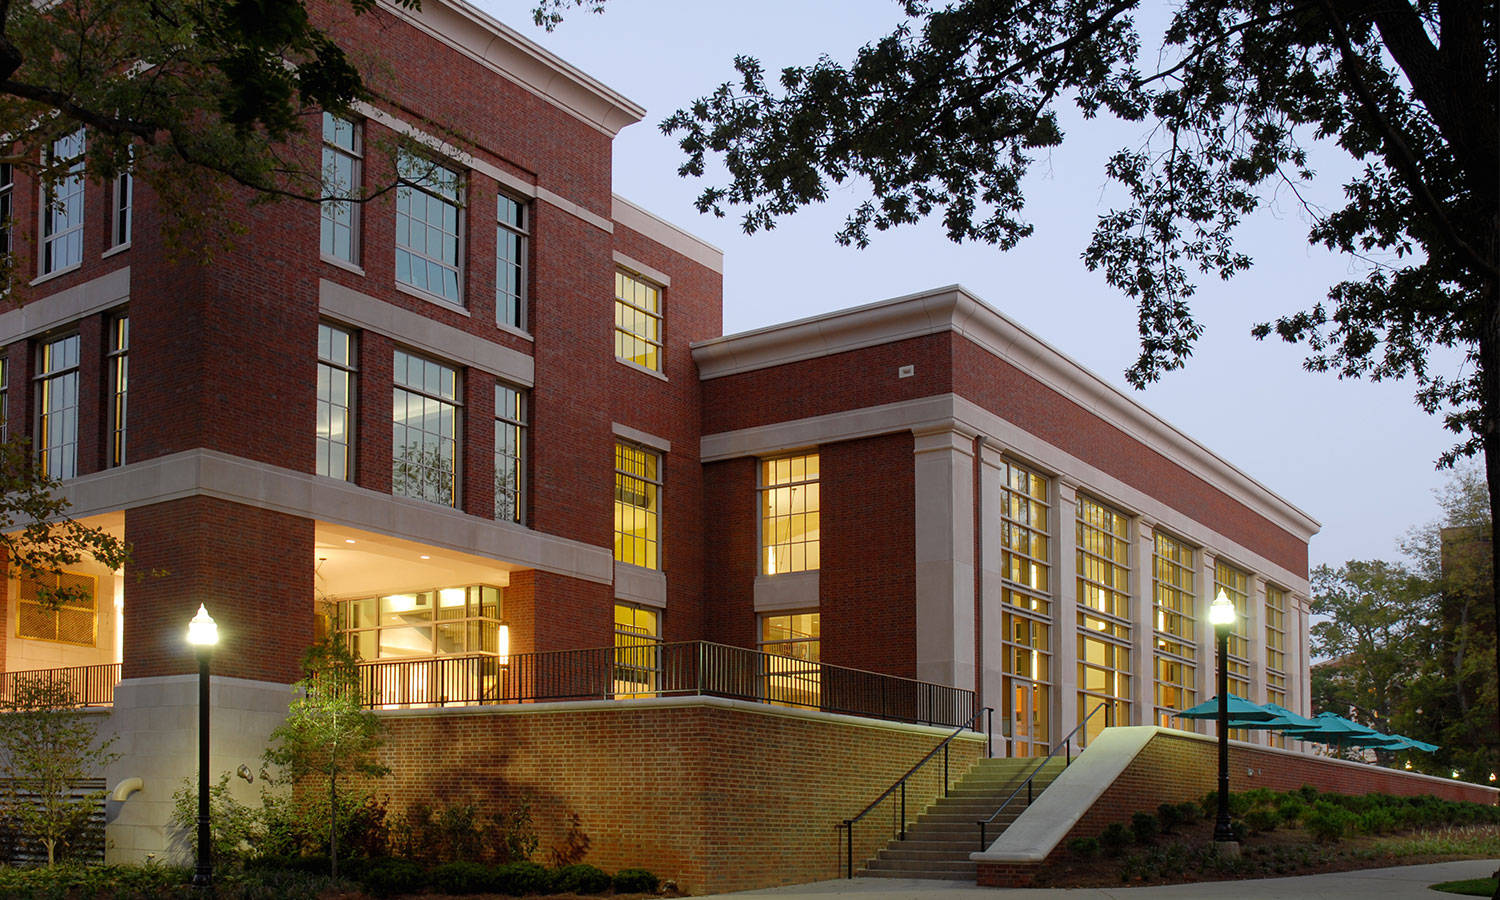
[1075,494,1132,738]
[394,148,465,305]
[614,268,663,373]
[494,381,526,524]
[613,440,661,570]
[391,348,461,507]
[17,570,96,646]
[40,130,86,277]
[321,113,362,266]
[106,313,128,467]
[759,452,820,575]
[110,169,132,251]
[35,332,81,480]
[1151,530,1198,727]
[495,192,528,330]
[317,322,357,481]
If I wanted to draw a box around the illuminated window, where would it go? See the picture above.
[17,571,95,646]
[36,333,80,480]
[1000,460,1052,756]
[1265,583,1288,747]
[1153,531,1197,727]
[760,453,819,574]
[317,324,355,480]
[614,441,660,569]
[760,611,820,708]
[41,130,84,275]
[107,314,128,467]
[392,350,459,506]
[1077,495,1131,742]
[1215,560,1252,740]
[613,601,660,697]
[614,270,662,372]
[396,149,463,304]
[321,114,361,264]
[494,382,525,523]
[496,194,527,329]
[336,585,502,661]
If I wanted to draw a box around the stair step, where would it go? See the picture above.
[861,869,975,881]
[877,848,976,862]
[863,858,977,874]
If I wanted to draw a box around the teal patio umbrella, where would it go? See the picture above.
[1173,694,1277,721]
[1282,712,1405,748]
[1381,734,1440,752]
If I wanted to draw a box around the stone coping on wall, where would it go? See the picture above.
[972,725,1499,864]
[372,693,992,745]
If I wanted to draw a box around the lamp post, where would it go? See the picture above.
[1208,589,1237,848]
[186,605,218,887]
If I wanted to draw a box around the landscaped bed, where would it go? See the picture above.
[1031,786,1500,888]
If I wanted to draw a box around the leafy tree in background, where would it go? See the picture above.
[535,0,1500,761]
[1309,559,1428,728]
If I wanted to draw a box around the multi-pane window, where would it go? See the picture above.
[111,170,132,248]
[321,114,361,264]
[317,324,356,480]
[1265,583,1288,743]
[107,315,128,467]
[1076,495,1131,741]
[494,382,525,523]
[0,162,13,260]
[613,601,660,697]
[496,194,527,329]
[336,585,502,661]
[36,334,80,480]
[392,349,459,506]
[1153,531,1197,726]
[760,453,819,574]
[17,571,95,646]
[1000,460,1051,756]
[760,612,820,661]
[1215,560,1252,739]
[395,149,463,303]
[760,611,821,708]
[41,130,85,275]
[614,270,662,372]
[0,355,9,441]
[613,441,660,569]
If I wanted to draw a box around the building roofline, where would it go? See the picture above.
[692,284,1322,537]
[381,0,646,136]
[612,195,724,273]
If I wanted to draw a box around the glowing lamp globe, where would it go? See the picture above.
[1209,589,1235,627]
[187,604,219,646]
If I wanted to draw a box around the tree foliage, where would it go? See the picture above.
[0,677,119,865]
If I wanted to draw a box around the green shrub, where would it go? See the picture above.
[429,861,495,895]
[494,860,552,896]
[1156,802,1183,834]
[1276,797,1306,826]
[1357,808,1397,836]
[1242,788,1274,808]
[1304,801,1355,843]
[1067,836,1099,858]
[1175,800,1201,824]
[612,868,660,894]
[1099,822,1131,856]
[1130,811,1159,843]
[553,864,612,894]
[1244,807,1279,833]
[1296,785,1320,802]
[356,857,426,898]
[1229,819,1248,843]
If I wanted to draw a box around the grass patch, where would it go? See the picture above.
[1430,877,1497,896]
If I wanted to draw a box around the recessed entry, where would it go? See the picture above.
[897,364,915,379]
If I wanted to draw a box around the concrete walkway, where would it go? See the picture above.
[699,860,1499,899]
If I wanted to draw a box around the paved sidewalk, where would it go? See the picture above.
[699,860,1499,899]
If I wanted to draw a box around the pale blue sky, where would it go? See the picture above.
[482,0,1466,570]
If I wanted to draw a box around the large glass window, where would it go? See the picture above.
[41,130,85,275]
[18,571,95,645]
[1153,531,1197,727]
[336,585,502,661]
[392,349,459,506]
[321,114,361,264]
[1265,583,1288,745]
[614,270,662,372]
[36,333,80,480]
[111,169,132,249]
[1076,495,1131,742]
[613,601,660,698]
[613,441,660,569]
[0,355,10,442]
[1000,460,1051,756]
[107,314,128,467]
[760,611,821,708]
[1215,560,1252,740]
[317,324,356,480]
[494,382,525,523]
[496,194,527,329]
[760,453,819,574]
[395,149,463,303]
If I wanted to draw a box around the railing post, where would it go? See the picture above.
[986,707,994,758]
[943,744,949,796]
[979,821,987,850]
[845,821,853,878]
[899,781,906,840]
[1027,779,1032,806]
[1066,738,1072,766]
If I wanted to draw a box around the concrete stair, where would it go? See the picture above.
[858,756,1066,881]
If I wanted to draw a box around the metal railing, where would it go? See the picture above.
[836,707,993,878]
[976,700,1110,849]
[354,641,976,729]
[0,664,121,707]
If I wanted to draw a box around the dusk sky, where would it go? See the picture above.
[486,0,1469,571]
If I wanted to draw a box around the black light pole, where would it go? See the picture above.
[187,605,219,887]
[1209,589,1237,846]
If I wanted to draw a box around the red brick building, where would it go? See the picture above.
[0,0,1318,868]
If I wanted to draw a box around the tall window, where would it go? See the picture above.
[107,314,128,467]
[1,162,15,261]
[317,324,356,480]
[1000,460,1051,756]
[760,611,821,708]
[1265,583,1288,745]
[0,355,9,442]
[760,453,819,574]
[1215,560,1252,740]
[613,441,660,569]
[614,270,662,372]
[392,349,459,506]
[336,585,502,661]
[395,149,463,304]
[496,194,527,329]
[321,114,361,264]
[36,333,80,479]
[613,601,660,697]
[111,170,132,248]
[1076,495,1131,742]
[494,382,525,523]
[17,571,95,645]
[1153,531,1197,727]
[41,130,85,275]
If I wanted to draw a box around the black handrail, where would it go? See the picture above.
[837,706,992,879]
[975,701,1110,849]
